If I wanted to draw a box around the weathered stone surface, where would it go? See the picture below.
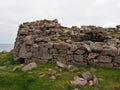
[54,42,70,50]
[32,52,41,58]
[26,52,32,59]
[24,36,34,46]
[22,62,37,71]
[70,44,78,51]
[88,53,99,59]
[75,49,85,55]
[101,46,118,56]
[95,56,112,63]
[73,55,84,62]
[19,29,28,35]
[41,54,52,60]
[82,72,93,81]
[83,44,91,52]
[114,56,120,64]
[71,76,88,87]
[56,61,67,68]
[49,49,57,54]
[67,65,78,72]
[90,42,103,52]
[99,63,113,68]
[93,75,99,86]
[19,43,27,58]
[71,72,99,87]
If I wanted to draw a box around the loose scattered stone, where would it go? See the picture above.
[39,74,45,78]
[93,75,99,86]
[56,61,67,69]
[82,71,93,81]
[13,64,24,71]
[48,68,57,74]
[1,50,7,54]
[71,76,88,87]
[71,71,99,88]
[67,65,78,72]
[22,62,37,71]
[50,75,56,80]
[0,66,6,70]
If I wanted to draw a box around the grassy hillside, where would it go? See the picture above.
[0,53,120,90]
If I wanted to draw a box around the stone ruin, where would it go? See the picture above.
[13,19,120,68]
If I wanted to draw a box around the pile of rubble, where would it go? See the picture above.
[13,19,120,68]
[71,71,98,87]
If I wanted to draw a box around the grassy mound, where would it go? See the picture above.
[0,53,120,90]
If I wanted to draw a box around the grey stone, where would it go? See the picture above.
[114,56,120,64]
[90,42,103,52]
[54,42,71,50]
[19,43,27,58]
[22,62,37,71]
[71,76,88,87]
[75,49,85,55]
[41,54,52,60]
[88,53,99,59]
[67,65,78,72]
[82,71,93,81]
[73,55,84,62]
[70,44,78,51]
[83,44,91,52]
[26,52,33,59]
[101,46,118,56]
[56,61,67,68]
[93,75,99,86]
[96,56,112,63]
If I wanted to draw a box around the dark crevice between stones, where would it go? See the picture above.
[18,58,25,64]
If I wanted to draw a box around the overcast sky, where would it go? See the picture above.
[0,0,120,44]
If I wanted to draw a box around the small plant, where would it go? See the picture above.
[58,36,69,41]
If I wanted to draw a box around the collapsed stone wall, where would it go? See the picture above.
[13,19,120,68]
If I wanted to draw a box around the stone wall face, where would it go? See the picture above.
[13,19,120,68]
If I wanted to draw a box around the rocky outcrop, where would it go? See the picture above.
[13,19,120,68]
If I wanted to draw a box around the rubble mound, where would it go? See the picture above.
[13,19,120,68]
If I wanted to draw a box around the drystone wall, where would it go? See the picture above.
[13,19,120,68]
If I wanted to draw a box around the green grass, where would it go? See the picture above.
[58,36,69,41]
[0,52,14,65]
[0,53,120,90]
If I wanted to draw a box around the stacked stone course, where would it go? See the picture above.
[13,19,120,68]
